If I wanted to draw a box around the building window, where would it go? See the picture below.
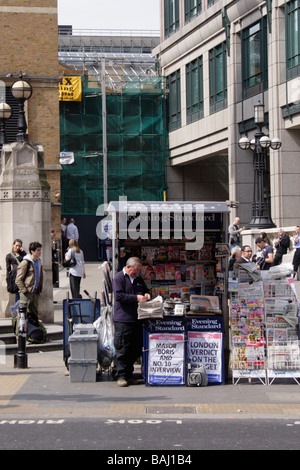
[207,0,219,6]
[164,0,179,38]
[185,0,202,23]
[3,87,18,143]
[241,18,268,97]
[209,42,227,114]
[286,0,300,80]
[167,70,181,131]
[186,56,204,123]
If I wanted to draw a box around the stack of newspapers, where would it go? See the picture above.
[138,296,163,319]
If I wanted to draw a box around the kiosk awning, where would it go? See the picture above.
[106,201,230,214]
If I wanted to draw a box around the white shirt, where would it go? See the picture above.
[66,248,84,277]
[66,223,79,240]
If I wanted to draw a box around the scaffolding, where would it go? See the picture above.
[60,72,169,215]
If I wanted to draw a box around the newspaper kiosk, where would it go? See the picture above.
[104,201,230,385]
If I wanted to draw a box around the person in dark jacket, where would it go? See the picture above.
[6,239,26,301]
[113,257,150,387]
[273,229,290,266]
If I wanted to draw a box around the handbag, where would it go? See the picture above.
[7,252,21,294]
[62,250,77,268]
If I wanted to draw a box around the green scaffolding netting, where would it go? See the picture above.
[60,75,169,215]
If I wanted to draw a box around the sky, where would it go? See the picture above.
[57,0,160,31]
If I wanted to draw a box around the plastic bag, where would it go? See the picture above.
[93,306,115,368]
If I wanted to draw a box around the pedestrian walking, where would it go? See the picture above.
[65,238,85,298]
[66,218,79,241]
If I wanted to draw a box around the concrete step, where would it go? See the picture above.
[0,319,64,355]
[4,339,64,355]
[0,323,14,335]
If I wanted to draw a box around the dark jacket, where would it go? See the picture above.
[275,234,290,255]
[113,269,149,323]
[233,256,250,272]
[6,250,26,278]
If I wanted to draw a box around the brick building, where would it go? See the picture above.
[0,0,61,232]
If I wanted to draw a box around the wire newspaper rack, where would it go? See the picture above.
[266,339,300,385]
[229,264,300,385]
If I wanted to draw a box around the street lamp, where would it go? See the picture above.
[238,102,282,228]
[11,74,32,142]
[0,102,12,150]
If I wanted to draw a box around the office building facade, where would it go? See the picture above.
[154,0,300,227]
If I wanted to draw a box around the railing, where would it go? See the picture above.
[58,26,160,38]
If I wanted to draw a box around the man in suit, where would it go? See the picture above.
[233,245,253,274]
[273,229,290,266]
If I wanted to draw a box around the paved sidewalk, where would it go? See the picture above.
[52,262,105,323]
[1,347,300,420]
[1,262,300,421]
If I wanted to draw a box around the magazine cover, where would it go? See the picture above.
[141,247,158,265]
[165,263,176,280]
[195,264,208,281]
[172,246,181,262]
[145,266,156,280]
[155,264,165,280]
[169,285,181,299]
[199,244,213,261]
[158,247,168,263]
[151,286,169,299]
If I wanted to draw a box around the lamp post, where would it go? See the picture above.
[0,102,12,150]
[238,103,282,228]
[11,75,32,142]
[10,75,32,369]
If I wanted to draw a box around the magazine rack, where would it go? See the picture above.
[229,266,300,386]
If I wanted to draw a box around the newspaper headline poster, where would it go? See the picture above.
[187,331,223,383]
[148,333,185,385]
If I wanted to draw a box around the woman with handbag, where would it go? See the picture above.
[6,239,27,301]
[65,238,86,298]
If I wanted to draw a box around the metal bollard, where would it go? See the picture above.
[14,306,28,369]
